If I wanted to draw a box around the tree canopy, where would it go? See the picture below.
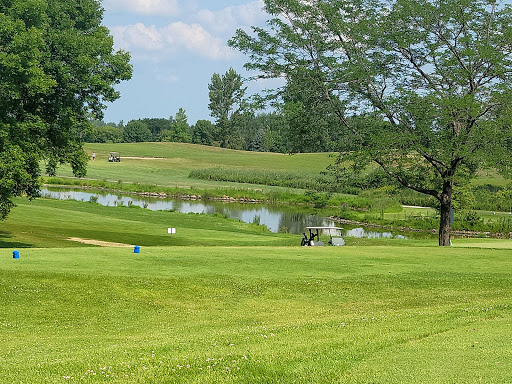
[0,0,132,219]
[208,68,247,148]
[123,120,152,143]
[169,108,192,143]
[230,0,512,245]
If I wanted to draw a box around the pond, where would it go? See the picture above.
[41,187,415,239]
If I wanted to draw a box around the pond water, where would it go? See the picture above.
[41,187,413,239]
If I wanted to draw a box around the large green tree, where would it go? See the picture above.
[191,119,215,146]
[123,120,152,143]
[83,122,123,143]
[160,109,192,143]
[0,0,132,219]
[281,74,345,153]
[170,108,192,143]
[231,0,512,246]
[208,68,247,148]
[141,118,172,141]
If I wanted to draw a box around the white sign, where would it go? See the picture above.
[167,228,176,234]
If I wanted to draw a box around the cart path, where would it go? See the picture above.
[120,156,166,159]
[67,237,133,247]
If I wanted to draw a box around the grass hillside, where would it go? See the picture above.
[68,142,510,191]
[1,245,511,383]
[0,198,296,248]
[53,143,333,190]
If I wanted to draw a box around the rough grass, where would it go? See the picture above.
[189,167,335,192]
[1,245,511,383]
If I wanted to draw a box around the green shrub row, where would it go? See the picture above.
[189,168,337,192]
[42,177,270,201]
[42,176,337,206]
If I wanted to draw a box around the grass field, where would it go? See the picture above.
[2,143,511,382]
[1,245,511,383]
[52,143,333,191]
[0,198,296,248]
[73,143,511,191]
[0,197,454,249]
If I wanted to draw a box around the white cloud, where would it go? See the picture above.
[161,22,237,60]
[111,23,164,52]
[110,22,237,60]
[103,0,179,16]
[196,0,266,33]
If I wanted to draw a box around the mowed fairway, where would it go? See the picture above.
[1,243,511,383]
[0,198,296,248]
[52,142,334,189]
[2,142,511,383]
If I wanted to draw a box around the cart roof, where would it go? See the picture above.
[306,226,343,230]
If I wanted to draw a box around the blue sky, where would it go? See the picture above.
[101,0,271,125]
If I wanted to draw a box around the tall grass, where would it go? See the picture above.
[189,168,337,192]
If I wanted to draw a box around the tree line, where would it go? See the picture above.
[85,66,349,154]
[84,109,295,153]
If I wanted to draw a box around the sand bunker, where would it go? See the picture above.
[67,237,132,247]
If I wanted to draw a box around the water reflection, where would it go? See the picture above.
[344,227,407,239]
[40,187,411,239]
[41,188,333,234]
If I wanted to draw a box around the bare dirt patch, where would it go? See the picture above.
[67,237,132,247]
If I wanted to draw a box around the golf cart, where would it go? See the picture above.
[301,226,345,246]
[108,152,121,162]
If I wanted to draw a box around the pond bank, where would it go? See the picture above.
[42,183,509,239]
[330,217,512,239]
[40,186,419,239]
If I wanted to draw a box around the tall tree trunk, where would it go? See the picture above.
[438,179,453,246]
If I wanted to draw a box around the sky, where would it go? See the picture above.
[101,0,272,125]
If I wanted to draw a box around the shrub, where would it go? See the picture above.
[189,168,336,192]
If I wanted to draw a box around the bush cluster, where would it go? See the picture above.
[189,168,336,192]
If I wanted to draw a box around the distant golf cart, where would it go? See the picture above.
[108,152,121,162]
[301,226,345,246]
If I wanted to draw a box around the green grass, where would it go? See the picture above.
[57,143,333,191]
[1,245,511,383]
[0,198,296,248]
[51,143,512,221]
[472,169,510,187]
[189,167,335,192]
[4,142,510,382]
[2,190,512,382]
[1,197,438,248]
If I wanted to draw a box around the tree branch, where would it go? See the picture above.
[373,158,441,199]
